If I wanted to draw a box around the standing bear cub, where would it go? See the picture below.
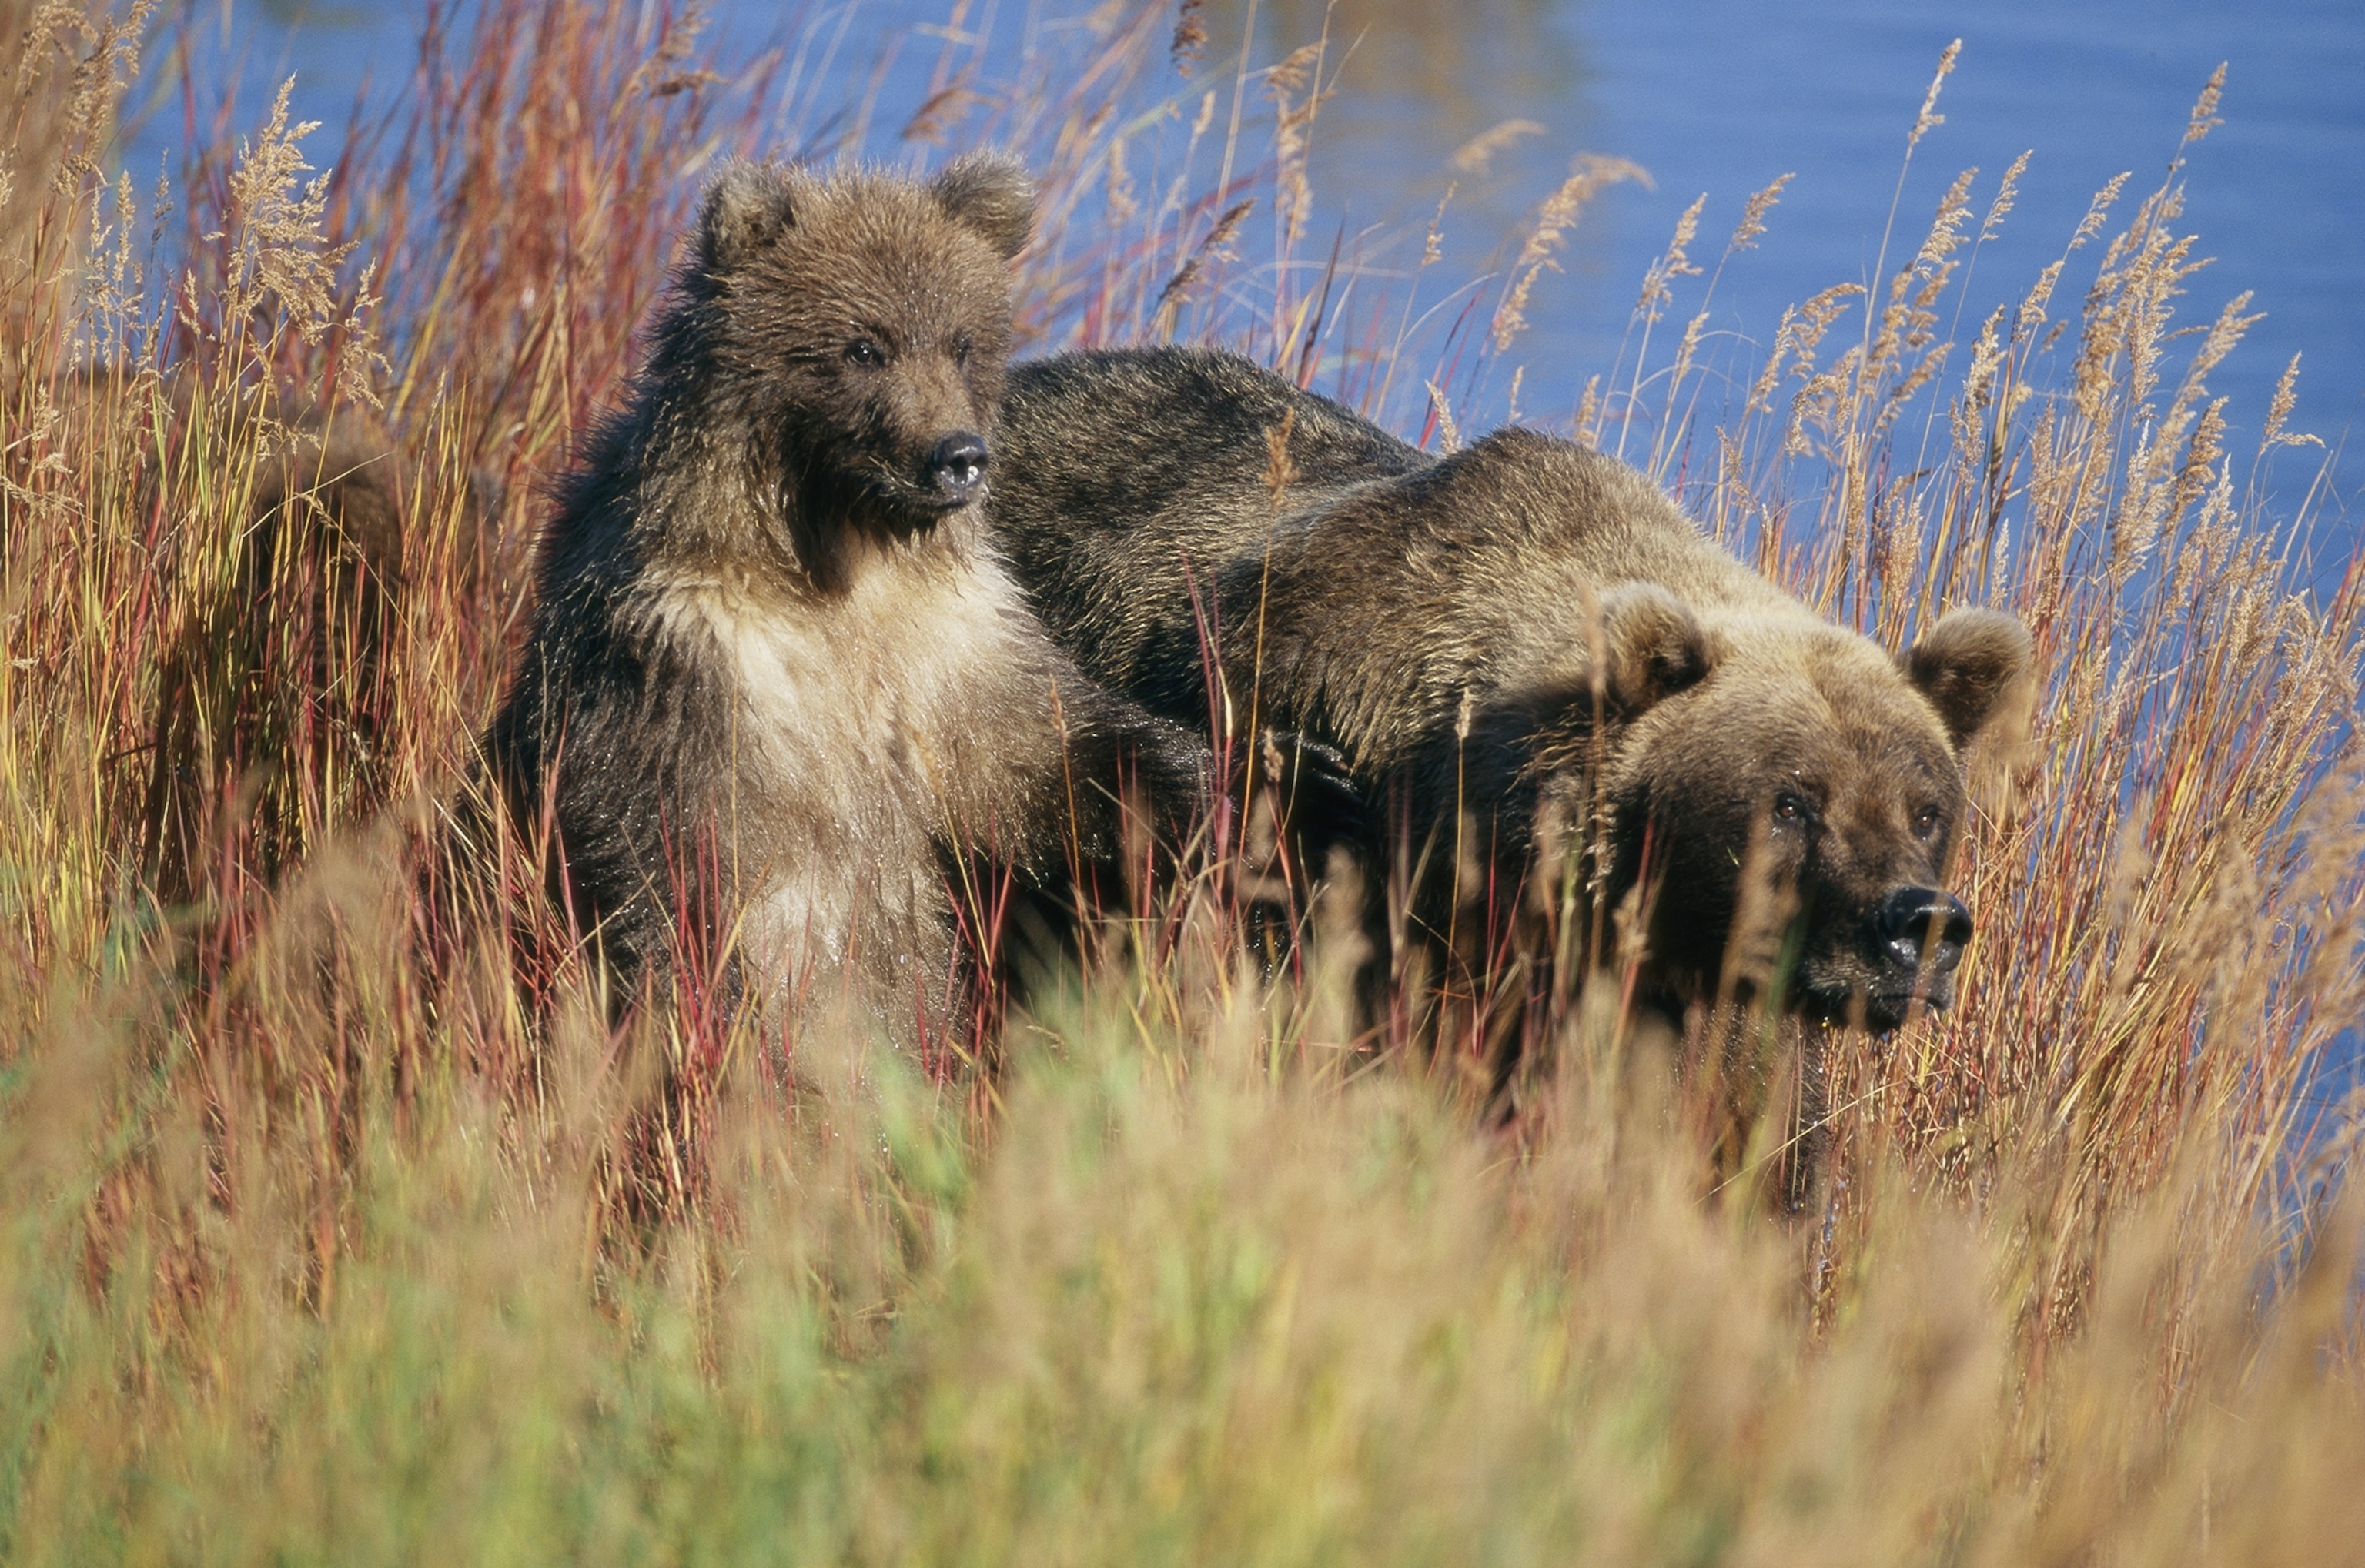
[987,346,2031,1059]
[486,159,1207,1046]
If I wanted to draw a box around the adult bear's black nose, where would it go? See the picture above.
[928,433,989,502]
[1875,888,1972,976]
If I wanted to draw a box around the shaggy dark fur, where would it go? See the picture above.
[485,159,1207,1046]
[988,347,2032,1092]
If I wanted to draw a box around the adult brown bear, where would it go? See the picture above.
[985,346,2031,1120]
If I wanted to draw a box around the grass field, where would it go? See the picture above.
[3,2,2361,1561]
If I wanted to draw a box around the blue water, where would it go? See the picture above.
[1260,0,2363,546]
[122,0,2365,543]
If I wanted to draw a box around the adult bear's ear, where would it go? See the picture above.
[1901,607,2034,748]
[930,151,1036,260]
[1595,583,1714,714]
[697,162,797,274]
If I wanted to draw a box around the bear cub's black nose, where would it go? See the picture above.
[929,433,989,502]
[1875,888,1972,976]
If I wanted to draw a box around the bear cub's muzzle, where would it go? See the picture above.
[926,432,990,507]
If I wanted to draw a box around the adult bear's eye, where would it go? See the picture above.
[845,338,886,367]
[952,335,973,366]
[1912,805,1943,841]
[1772,791,1810,825]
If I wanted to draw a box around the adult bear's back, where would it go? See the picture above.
[991,346,1427,723]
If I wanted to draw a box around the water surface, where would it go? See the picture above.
[125,1,2363,536]
[1235,0,2363,540]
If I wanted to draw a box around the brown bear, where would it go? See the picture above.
[985,346,2031,1096]
[142,388,413,900]
[483,159,1209,1048]
[49,365,454,908]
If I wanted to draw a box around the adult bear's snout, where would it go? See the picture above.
[1875,888,1972,978]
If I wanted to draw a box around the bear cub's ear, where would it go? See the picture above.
[697,162,798,274]
[1901,607,2034,748]
[930,152,1036,261]
[1595,583,1714,714]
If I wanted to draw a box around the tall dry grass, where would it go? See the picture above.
[2,2,2360,1560]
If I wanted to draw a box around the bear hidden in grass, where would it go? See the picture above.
[484,159,1209,1048]
[104,372,484,907]
[986,346,2032,1075]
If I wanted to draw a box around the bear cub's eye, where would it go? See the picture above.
[952,335,973,367]
[1912,805,1944,841]
[1772,791,1811,825]
[844,338,886,368]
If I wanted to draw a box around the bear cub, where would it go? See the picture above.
[486,159,1208,1046]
